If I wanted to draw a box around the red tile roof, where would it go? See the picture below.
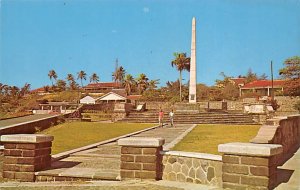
[84,82,122,89]
[31,87,46,93]
[241,80,285,89]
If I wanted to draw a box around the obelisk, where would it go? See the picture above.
[189,17,197,103]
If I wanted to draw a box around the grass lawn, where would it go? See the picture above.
[39,122,154,154]
[172,124,260,155]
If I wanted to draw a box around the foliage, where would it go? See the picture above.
[55,79,67,92]
[39,122,154,154]
[112,66,126,84]
[213,72,240,100]
[171,52,190,101]
[279,56,300,96]
[48,70,57,86]
[77,70,87,87]
[66,74,79,90]
[136,73,149,94]
[90,73,100,83]
[294,100,300,113]
[40,91,81,102]
[172,124,260,155]
[243,68,268,83]
[124,74,136,95]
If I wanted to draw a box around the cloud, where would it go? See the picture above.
[143,7,150,13]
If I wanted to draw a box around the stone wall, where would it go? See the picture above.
[274,96,300,116]
[251,115,300,163]
[161,151,222,187]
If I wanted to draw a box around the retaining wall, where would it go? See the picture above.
[162,151,222,186]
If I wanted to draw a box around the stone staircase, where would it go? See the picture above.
[119,110,257,125]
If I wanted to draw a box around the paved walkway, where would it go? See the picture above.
[275,147,300,190]
[0,114,58,128]
[36,124,196,181]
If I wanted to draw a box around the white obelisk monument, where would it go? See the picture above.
[189,17,197,103]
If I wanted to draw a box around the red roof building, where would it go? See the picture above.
[240,80,285,97]
[83,82,122,92]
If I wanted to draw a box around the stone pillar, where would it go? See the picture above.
[218,142,282,190]
[118,137,165,180]
[1,134,54,182]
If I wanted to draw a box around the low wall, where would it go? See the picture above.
[0,114,66,138]
[162,151,222,186]
[251,114,300,163]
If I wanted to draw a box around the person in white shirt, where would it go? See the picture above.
[169,109,174,127]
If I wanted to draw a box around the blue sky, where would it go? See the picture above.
[1,0,300,89]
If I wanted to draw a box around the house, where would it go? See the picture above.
[80,96,96,104]
[98,91,128,103]
[229,78,246,87]
[240,80,285,97]
[83,82,122,93]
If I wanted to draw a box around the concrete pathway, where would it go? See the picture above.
[275,147,300,190]
[36,124,196,181]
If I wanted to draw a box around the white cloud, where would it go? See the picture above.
[143,7,150,13]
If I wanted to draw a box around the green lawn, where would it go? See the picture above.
[39,122,154,154]
[172,124,260,155]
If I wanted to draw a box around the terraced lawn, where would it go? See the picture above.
[39,122,155,154]
[172,124,260,155]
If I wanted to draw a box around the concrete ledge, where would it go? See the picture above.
[1,134,54,143]
[161,150,222,161]
[218,142,282,157]
[118,137,165,147]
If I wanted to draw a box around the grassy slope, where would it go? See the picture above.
[39,122,154,154]
[172,124,260,155]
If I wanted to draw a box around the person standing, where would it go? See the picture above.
[169,109,174,127]
[158,109,164,127]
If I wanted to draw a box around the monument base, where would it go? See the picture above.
[174,103,200,113]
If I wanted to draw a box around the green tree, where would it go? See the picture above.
[279,56,300,96]
[66,74,78,90]
[148,79,160,91]
[124,74,136,95]
[56,79,67,91]
[112,66,126,84]
[77,70,87,87]
[171,52,190,101]
[48,70,57,87]
[90,73,100,83]
[136,73,149,95]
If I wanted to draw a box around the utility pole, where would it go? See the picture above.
[271,61,274,101]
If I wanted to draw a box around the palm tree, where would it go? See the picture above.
[48,70,57,87]
[66,74,78,90]
[148,79,160,91]
[124,74,136,95]
[77,70,87,87]
[136,73,149,94]
[90,73,100,83]
[171,52,190,101]
[112,66,126,84]
[20,83,31,96]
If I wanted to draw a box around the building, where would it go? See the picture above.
[83,82,122,93]
[240,80,285,97]
[80,96,96,104]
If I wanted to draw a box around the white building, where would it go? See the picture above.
[80,96,96,104]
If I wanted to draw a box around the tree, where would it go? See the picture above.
[20,83,31,96]
[112,66,126,84]
[56,80,67,91]
[171,52,190,101]
[245,68,258,83]
[279,56,300,96]
[124,74,136,95]
[66,74,78,90]
[48,70,57,87]
[77,70,87,87]
[136,73,149,94]
[90,73,100,83]
[148,79,160,91]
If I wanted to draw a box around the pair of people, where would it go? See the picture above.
[158,109,174,127]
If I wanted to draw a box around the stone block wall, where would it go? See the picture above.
[1,134,53,182]
[118,137,165,180]
[219,143,283,190]
[162,151,222,187]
